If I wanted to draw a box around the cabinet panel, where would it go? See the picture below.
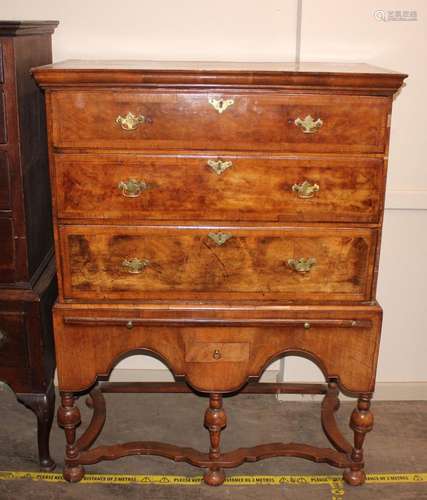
[0,151,11,210]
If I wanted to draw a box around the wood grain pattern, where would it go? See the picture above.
[54,153,384,223]
[53,303,382,394]
[50,91,390,153]
[59,224,377,302]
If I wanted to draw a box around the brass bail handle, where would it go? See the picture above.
[292,180,320,199]
[294,115,323,134]
[287,257,316,273]
[118,179,148,198]
[116,112,145,131]
[122,258,150,274]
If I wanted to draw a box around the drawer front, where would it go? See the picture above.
[55,154,383,223]
[0,218,15,282]
[0,311,28,369]
[54,305,382,394]
[51,91,389,153]
[59,225,377,302]
[0,90,6,144]
[0,151,11,210]
[185,342,250,363]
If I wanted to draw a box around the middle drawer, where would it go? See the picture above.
[54,154,383,223]
[58,224,378,302]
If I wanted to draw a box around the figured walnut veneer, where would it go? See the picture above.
[33,60,406,486]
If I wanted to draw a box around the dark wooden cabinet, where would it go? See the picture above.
[34,60,406,485]
[0,21,58,471]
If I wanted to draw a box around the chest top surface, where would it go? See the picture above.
[32,60,406,94]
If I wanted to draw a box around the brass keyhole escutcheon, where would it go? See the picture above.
[208,97,234,114]
[208,232,233,246]
[207,159,233,176]
[213,349,222,360]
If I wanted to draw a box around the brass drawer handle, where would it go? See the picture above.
[294,115,323,134]
[0,329,7,348]
[116,112,145,131]
[118,179,148,198]
[207,159,233,176]
[209,97,234,114]
[122,258,150,274]
[288,257,316,273]
[208,232,233,246]
[213,349,222,360]
[292,180,320,199]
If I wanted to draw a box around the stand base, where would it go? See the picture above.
[59,381,371,487]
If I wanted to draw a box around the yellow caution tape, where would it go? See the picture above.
[1,470,426,500]
[0,470,426,485]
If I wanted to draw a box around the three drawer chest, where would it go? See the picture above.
[33,60,406,485]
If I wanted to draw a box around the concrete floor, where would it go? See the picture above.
[0,385,426,499]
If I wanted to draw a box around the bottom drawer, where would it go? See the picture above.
[53,303,382,395]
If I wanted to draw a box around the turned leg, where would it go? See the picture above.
[17,383,56,471]
[203,393,227,486]
[343,396,374,486]
[57,392,85,482]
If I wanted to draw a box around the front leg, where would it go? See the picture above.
[203,393,227,486]
[58,392,85,482]
[17,382,56,471]
[343,396,374,486]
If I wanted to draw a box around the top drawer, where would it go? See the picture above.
[50,91,390,153]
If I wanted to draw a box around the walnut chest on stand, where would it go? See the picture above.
[33,60,406,485]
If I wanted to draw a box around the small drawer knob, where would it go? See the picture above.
[126,321,134,330]
[213,349,222,360]
[303,322,311,330]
